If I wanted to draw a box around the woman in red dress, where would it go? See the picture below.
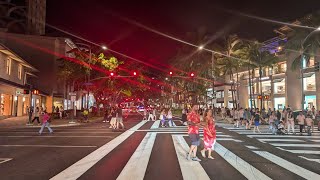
[201,109,216,159]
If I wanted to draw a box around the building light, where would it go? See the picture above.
[23,97,25,102]
[14,96,18,101]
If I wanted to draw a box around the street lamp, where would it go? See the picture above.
[198,45,215,111]
[102,45,108,50]
[300,26,320,110]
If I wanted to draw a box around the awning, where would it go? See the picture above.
[303,72,314,78]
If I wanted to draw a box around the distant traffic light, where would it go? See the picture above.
[315,61,320,72]
[169,71,173,76]
[110,72,115,77]
[190,72,195,78]
[23,90,29,94]
[257,95,262,99]
[133,71,137,76]
[33,90,39,95]
[264,95,270,100]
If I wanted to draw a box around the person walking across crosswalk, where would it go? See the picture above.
[186,104,201,161]
[201,109,216,160]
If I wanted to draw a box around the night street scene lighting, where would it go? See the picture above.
[1,0,320,180]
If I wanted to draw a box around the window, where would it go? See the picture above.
[261,80,271,94]
[274,79,286,94]
[18,64,22,80]
[303,56,315,68]
[6,58,11,75]
[303,74,316,91]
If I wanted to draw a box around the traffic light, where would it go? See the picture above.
[315,61,320,72]
[133,71,137,76]
[23,90,29,94]
[190,72,195,78]
[264,95,270,100]
[33,90,39,95]
[257,95,262,99]
[110,72,115,77]
[169,71,173,76]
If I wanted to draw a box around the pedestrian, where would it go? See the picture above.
[268,112,277,134]
[59,106,64,119]
[153,108,157,121]
[186,104,201,161]
[143,108,147,120]
[286,110,295,134]
[296,111,306,136]
[116,106,125,129]
[182,108,187,126]
[109,107,117,129]
[38,111,53,135]
[32,107,41,125]
[167,108,174,127]
[239,108,244,126]
[160,109,166,127]
[147,109,154,121]
[253,111,262,133]
[221,107,226,119]
[83,109,89,122]
[233,108,240,128]
[306,111,314,136]
[201,109,216,160]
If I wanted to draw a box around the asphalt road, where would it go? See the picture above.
[1,116,320,180]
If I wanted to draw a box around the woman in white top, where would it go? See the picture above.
[286,110,295,134]
[268,112,277,134]
[167,109,174,127]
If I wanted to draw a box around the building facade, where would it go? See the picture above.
[0,43,37,119]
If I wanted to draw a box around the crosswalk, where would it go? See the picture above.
[51,120,320,179]
[218,123,320,166]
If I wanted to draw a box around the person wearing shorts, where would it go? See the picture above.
[186,105,201,162]
[116,106,125,129]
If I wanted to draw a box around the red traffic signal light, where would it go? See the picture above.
[133,71,137,76]
[257,95,262,99]
[264,95,270,100]
[169,71,173,76]
[110,72,115,76]
[190,72,195,77]
[23,89,29,94]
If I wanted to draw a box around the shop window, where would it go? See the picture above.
[18,64,22,79]
[304,95,316,110]
[274,97,286,110]
[274,79,286,94]
[262,80,271,94]
[303,56,315,68]
[303,74,316,91]
[6,58,11,75]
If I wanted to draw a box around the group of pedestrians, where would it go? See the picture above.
[159,108,174,127]
[106,105,125,130]
[187,105,217,161]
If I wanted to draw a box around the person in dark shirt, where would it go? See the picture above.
[116,106,125,129]
[253,111,262,133]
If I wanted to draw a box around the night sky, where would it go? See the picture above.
[47,0,320,67]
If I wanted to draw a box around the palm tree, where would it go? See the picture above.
[244,41,278,111]
[215,35,246,109]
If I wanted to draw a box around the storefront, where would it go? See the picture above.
[274,78,286,94]
[304,95,316,110]
[303,73,316,91]
[274,97,286,110]
[0,86,30,117]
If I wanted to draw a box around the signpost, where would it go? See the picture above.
[69,92,77,124]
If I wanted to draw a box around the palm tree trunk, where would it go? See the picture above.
[259,66,263,111]
[251,68,256,109]
[230,73,236,109]
[236,72,240,109]
[248,66,253,109]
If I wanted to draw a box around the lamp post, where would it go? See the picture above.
[198,45,215,112]
[300,27,320,111]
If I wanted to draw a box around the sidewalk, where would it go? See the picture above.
[0,116,103,128]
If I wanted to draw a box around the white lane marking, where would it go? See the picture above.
[271,143,320,148]
[276,147,320,154]
[245,145,259,149]
[237,132,273,135]
[299,156,320,163]
[254,151,320,180]
[0,136,114,138]
[248,135,320,138]
[311,140,320,142]
[172,135,210,180]
[258,139,304,142]
[0,132,121,134]
[0,158,13,164]
[50,120,147,180]
[117,132,156,180]
[0,145,96,148]
[150,120,160,129]
[215,142,271,180]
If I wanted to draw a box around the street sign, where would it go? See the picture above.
[71,96,76,102]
